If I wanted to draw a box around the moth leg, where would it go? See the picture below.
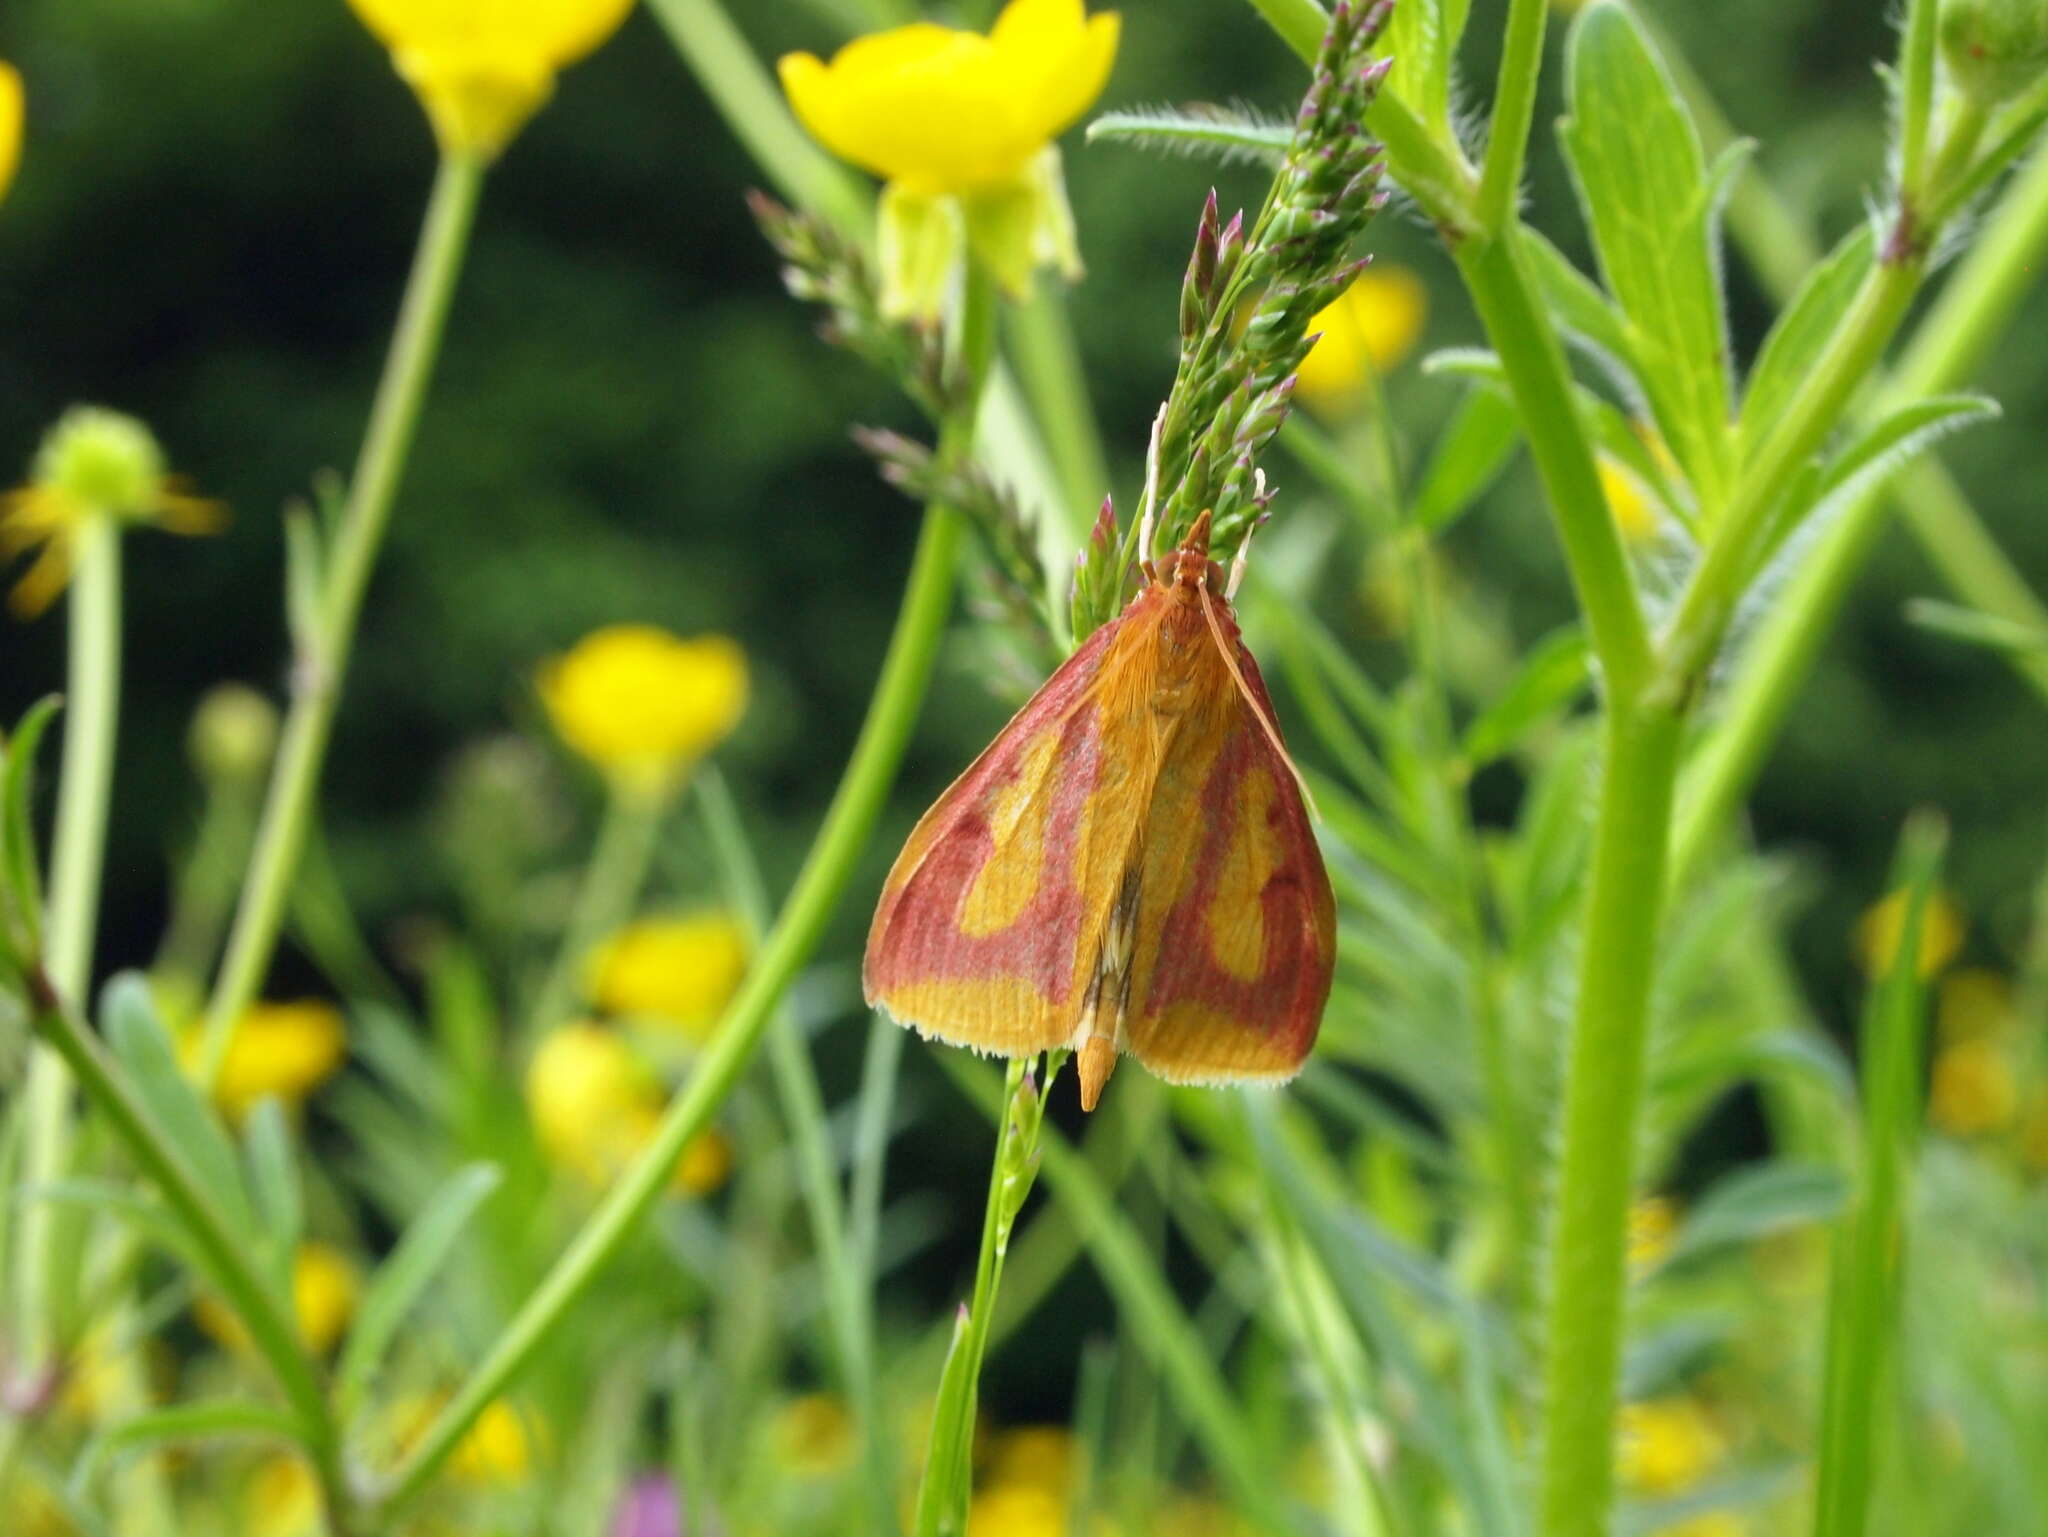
[1075,864,1142,1111]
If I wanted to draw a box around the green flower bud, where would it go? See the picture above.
[1941,0,2048,105]
[33,406,167,519]
[188,684,279,786]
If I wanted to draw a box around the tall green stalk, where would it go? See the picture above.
[15,513,121,1380]
[369,266,998,1520]
[199,153,484,1080]
[1533,705,1683,1536]
[526,789,665,1038]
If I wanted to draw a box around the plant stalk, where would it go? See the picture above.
[199,153,484,1080]
[1535,702,1684,1537]
[15,513,121,1380]
[367,282,991,1510]
[527,788,666,1038]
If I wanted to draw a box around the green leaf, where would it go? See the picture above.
[1812,813,1944,1537]
[334,1161,501,1425]
[1813,395,2000,505]
[1522,230,1643,388]
[71,1400,301,1495]
[101,974,256,1244]
[1904,597,2048,656]
[1561,2,1735,508]
[1459,625,1591,770]
[19,1178,196,1267]
[1084,107,1290,167]
[1410,386,1522,533]
[1739,223,1876,462]
[1658,1162,1848,1271]
[1383,0,1452,132]
[911,1305,977,1537]
[241,1098,303,1298]
[2,696,62,953]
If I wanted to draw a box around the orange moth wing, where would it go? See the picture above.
[863,515,1335,1109]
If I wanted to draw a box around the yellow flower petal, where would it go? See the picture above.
[775,1393,856,1477]
[538,624,748,797]
[1294,264,1428,413]
[779,0,1117,195]
[193,1000,348,1123]
[589,913,750,1040]
[0,61,23,208]
[1616,1397,1725,1496]
[1598,456,1658,543]
[1929,1037,2019,1137]
[1855,888,1966,981]
[346,0,637,157]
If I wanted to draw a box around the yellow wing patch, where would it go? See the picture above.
[958,727,1062,938]
[1207,764,1279,982]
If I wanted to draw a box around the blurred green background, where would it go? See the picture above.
[2,0,2044,1403]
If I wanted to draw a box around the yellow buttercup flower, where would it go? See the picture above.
[1929,1036,2019,1137]
[1936,967,2015,1043]
[1627,1194,1679,1274]
[525,1022,730,1195]
[1855,889,1966,981]
[1293,265,1428,413]
[191,999,348,1123]
[1599,456,1659,542]
[538,624,747,798]
[1,62,23,207]
[199,1241,360,1356]
[780,0,1119,316]
[775,1392,856,1477]
[345,0,636,159]
[589,912,749,1040]
[388,1393,542,1486]
[2,406,223,619]
[970,1483,1067,1537]
[245,1455,321,1537]
[985,1425,1075,1496]
[1617,1397,1725,1496]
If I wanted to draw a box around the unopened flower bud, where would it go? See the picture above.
[1941,0,2048,105]
[34,407,166,519]
[189,684,278,787]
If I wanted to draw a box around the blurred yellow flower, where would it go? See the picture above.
[1627,1194,1679,1274]
[1929,1037,2020,1137]
[345,0,636,159]
[1599,456,1659,542]
[2018,1088,2048,1173]
[526,1022,731,1195]
[590,912,750,1040]
[1293,265,1428,413]
[971,1482,1067,1537]
[2,406,223,619]
[984,1425,1075,1496]
[1855,888,1965,981]
[1617,1397,1725,1496]
[1659,1517,1748,1537]
[1,62,23,208]
[776,1392,856,1477]
[780,0,1119,315]
[389,1393,542,1486]
[191,999,348,1123]
[199,1241,360,1356]
[1936,967,2015,1043]
[538,624,747,798]
[454,1397,538,1484]
[246,1454,321,1537]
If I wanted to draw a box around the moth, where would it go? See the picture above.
[864,511,1335,1111]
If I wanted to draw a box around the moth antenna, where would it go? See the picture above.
[1196,575,1322,822]
[1137,404,1166,571]
[1226,518,1255,601]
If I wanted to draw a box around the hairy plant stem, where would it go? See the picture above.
[198,153,483,1081]
[13,512,121,1422]
[1535,705,1683,1537]
[1676,145,2048,879]
[369,265,998,1525]
[21,971,346,1523]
